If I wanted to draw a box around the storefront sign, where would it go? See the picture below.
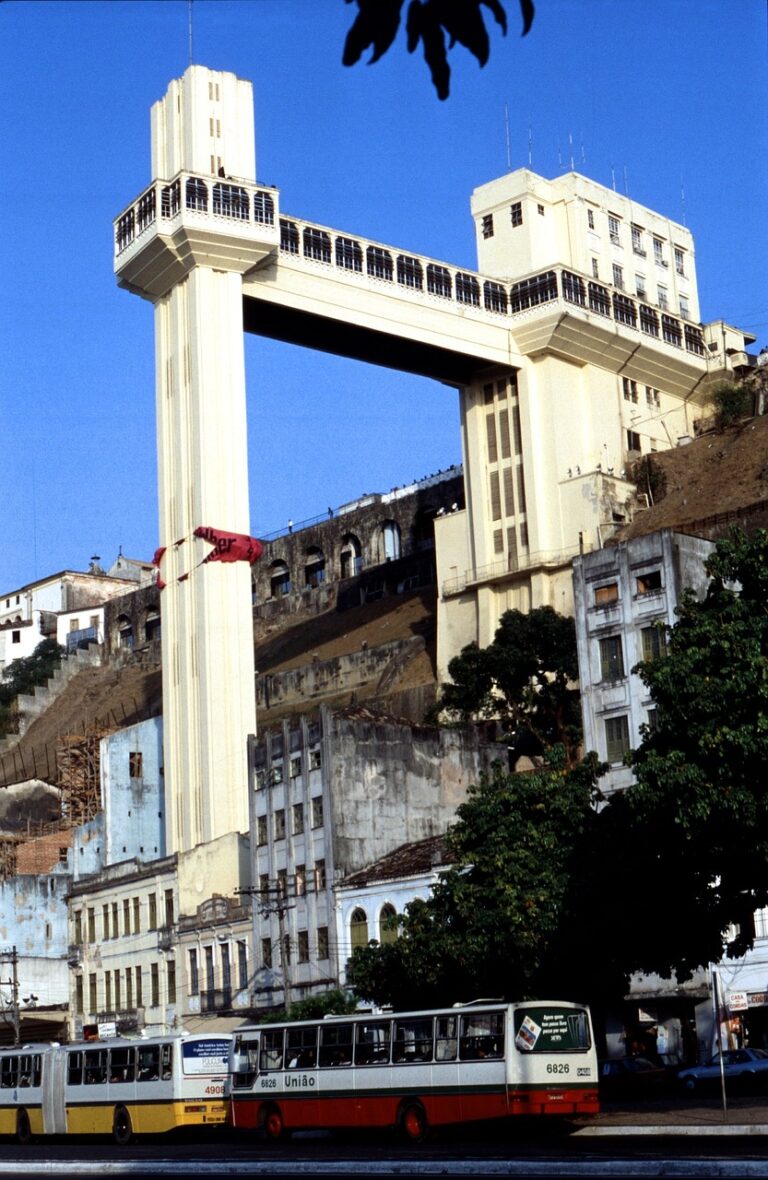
[728,992,748,1012]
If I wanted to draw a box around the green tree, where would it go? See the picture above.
[260,988,357,1024]
[0,639,65,736]
[711,379,751,430]
[613,528,768,980]
[343,0,535,99]
[348,749,604,1008]
[433,606,582,766]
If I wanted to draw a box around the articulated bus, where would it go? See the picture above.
[0,1033,230,1144]
[230,1000,599,1141]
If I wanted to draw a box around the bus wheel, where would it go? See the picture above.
[261,1103,286,1142]
[112,1104,133,1146]
[16,1108,32,1145]
[399,1101,428,1144]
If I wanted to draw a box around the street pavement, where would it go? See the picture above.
[574,1092,768,1137]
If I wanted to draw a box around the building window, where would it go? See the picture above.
[653,237,665,266]
[164,888,174,926]
[11,631,20,644]
[645,386,660,409]
[89,973,97,1013]
[75,975,84,1015]
[335,236,362,271]
[350,908,369,951]
[631,224,645,255]
[587,208,595,230]
[646,708,659,734]
[253,191,275,225]
[674,246,686,276]
[274,809,286,841]
[292,803,304,835]
[105,971,112,1012]
[455,273,480,306]
[298,931,309,964]
[262,938,272,969]
[605,715,630,763]
[309,749,322,770]
[481,213,494,239]
[126,968,133,1010]
[129,751,143,779]
[396,254,423,289]
[189,949,199,996]
[626,430,641,453]
[612,263,624,290]
[114,970,121,1011]
[679,295,690,321]
[150,963,160,1008]
[599,636,625,681]
[314,859,326,890]
[73,910,83,946]
[167,960,176,1005]
[510,201,523,227]
[317,926,329,960]
[271,762,283,785]
[379,903,398,944]
[594,582,619,607]
[87,907,96,942]
[134,966,143,1008]
[366,245,393,280]
[657,285,668,310]
[426,263,452,298]
[537,203,545,215]
[303,226,331,263]
[608,214,621,245]
[276,869,288,900]
[257,816,268,846]
[295,865,306,896]
[636,570,662,595]
[622,377,638,403]
[102,904,110,941]
[133,896,141,934]
[636,275,646,299]
[591,258,599,278]
[311,796,324,829]
[123,899,131,936]
[112,901,119,938]
[290,757,301,779]
[237,940,248,990]
[641,625,668,661]
[148,893,157,930]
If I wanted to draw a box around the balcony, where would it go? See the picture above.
[157,925,176,952]
[113,172,280,299]
[442,542,589,597]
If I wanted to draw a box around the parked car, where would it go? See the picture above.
[677,1047,768,1092]
[599,1056,670,1098]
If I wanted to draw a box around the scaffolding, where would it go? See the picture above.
[56,730,106,828]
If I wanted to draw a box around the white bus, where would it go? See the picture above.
[230,1000,598,1141]
[0,1032,230,1143]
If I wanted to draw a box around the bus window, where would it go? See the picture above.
[109,1047,136,1083]
[259,1029,284,1072]
[354,1020,391,1065]
[84,1049,108,1085]
[460,1012,504,1060]
[319,1023,353,1067]
[160,1043,173,1080]
[18,1054,34,1086]
[67,1051,83,1086]
[232,1036,259,1086]
[1,1056,17,1088]
[137,1045,160,1081]
[393,1019,433,1063]
[435,1016,458,1061]
[286,1026,317,1068]
[31,1054,42,1088]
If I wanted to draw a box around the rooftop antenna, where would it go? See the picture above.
[623,165,629,196]
[580,133,586,167]
[504,103,511,171]
[568,132,574,171]
[680,173,688,226]
[557,137,563,169]
[188,0,194,65]
[528,121,533,168]
[611,163,617,192]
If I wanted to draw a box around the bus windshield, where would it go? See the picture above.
[514,1005,591,1052]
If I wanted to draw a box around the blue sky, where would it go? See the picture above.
[1,0,766,592]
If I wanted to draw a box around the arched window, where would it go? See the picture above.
[379,904,397,945]
[350,908,369,952]
[269,561,291,599]
[185,177,208,212]
[304,548,326,589]
[117,615,133,650]
[145,608,161,643]
[378,521,401,563]
[339,534,362,580]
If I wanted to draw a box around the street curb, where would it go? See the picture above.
[574,1122,768,1137]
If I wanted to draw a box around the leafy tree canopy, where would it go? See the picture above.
[433,606,582,765]
[603,529,768,981]
[0,640,65,733]
[343,0,535,99]
[259,988,357,1025]
[347,749,604,1008]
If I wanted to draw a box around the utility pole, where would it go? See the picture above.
[0,947,20,1045]
[239,882,295,1010]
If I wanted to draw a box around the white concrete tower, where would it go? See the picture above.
[113,67,279,852]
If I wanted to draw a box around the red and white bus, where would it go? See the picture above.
[229,1000,599,1141]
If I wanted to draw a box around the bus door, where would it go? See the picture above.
[42,1049,67,1134]
[457,1011,506,1121]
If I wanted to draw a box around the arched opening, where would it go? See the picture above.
[377,520,401,563]
[339,534,362,580]
[379,903,398,945]
[304,547,326,589]
[145,608,161,643]
[350,907,369,952]
[412,508,436,550]
[117,615,134,650]
[269,561,291,599]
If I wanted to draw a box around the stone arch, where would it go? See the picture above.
[145,607,161,643]
[375,520,401,564]
[269,560,291,599]
[116,614,134,650]
[304,547,326,589]
[339,533,362,580]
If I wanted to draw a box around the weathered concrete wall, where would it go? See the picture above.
[103,583,162,662]
[177,832,251,918]
[0,872,69,1005]
[324,709,505,876]
[101,718,165,867]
